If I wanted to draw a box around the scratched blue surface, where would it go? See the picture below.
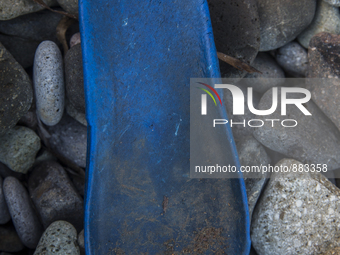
[79,0,250,254]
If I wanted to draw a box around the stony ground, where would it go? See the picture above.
[1,0,340,254]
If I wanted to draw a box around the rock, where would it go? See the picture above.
[0,43,33,135]
[17,110,38,129]
[68,171,85,197]
[251,159,340,255]
[0,176,10,224]
[66,101,87,126]
[0,225,25,252]
[3,177,43,249]
[57,0,78,15]
[47,115,87,168]
[65,44,85,113]
[242,53,285,94]
[207,0,260,80]
[34,40,65,126]
[0,126,41,174]
[306,32,340,132]
[0,162,23,180]
[0,0,58,20]
[70,32,81,48]
[258,0,317,51]
[28,161,84,232]
[253,87,340,170]
[34,221,80,255]
[78,229,85,255]
[323,0,340,6]
[275,42,308,77]
[322,247,340,255]
[34,149,57,166]
[237,136,271,217]
[298,0,340,48]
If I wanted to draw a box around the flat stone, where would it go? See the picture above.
[242,53,285,94]
[324,0,340,6]
[253,87,340,170]
[298,0,340,48]
[0,176,10,224]
[34,221,80,255]
[66,100,87,126]
[0,43,33,135]
[258,0,317,51]
[3,177,43,249]
[0,126,41,174]
[65,44,85,113]
[0,225,25,252]
[28,161,84,232]
[306,32,340,132]
[47,115,87,168]
[251,159,340,255]
[0,0,58,20]
[57,0,78,15]
[276,42,308,77]
[208,0,260,80]
[34,40,65,126]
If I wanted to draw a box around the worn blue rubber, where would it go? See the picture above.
[79,1,250,254]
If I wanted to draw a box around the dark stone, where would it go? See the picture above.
[3,177,43,249]
[0,162,24,180]
[0,43,33,136]
[0,224,25,252]
[65,44,85,113]
[0,176,10,224]
[68,171,85,197]
[28,161,84,232]
[258,0,317,51]
[208,0,260,80]
[17,110,38,130]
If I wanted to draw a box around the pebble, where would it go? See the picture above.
[65,44,85,113]
[242,53,285,94]
[322,247,340,255]
[275,42,308,77]
[47,115,87,168]
[68,171,85,197]
[323,0,340,6]
[0,176,10,224]
[57,0,78,15]
[3,177,43,249]
[0,43,33,136]
[251,159,340,255]
[28,161,84,232]
[0,0,58,20]
[237,136,271,217]
[306,32,340,132]
[0,225,25,252]
[34,149,57,166]
[34,40,65,126]
[298,0,340,48]
[258,0,317,51]
[208,0,260,80]
[34,221,80,255]
[18,110,38,130]
[78,229,85,255]
[253,88,340,170]
[0,126,41,174]
[66,100,87,126]
[70,32,81,48]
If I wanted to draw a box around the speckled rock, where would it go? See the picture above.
[65,44,85,113]
[251,159,340,255]
[322,247,340,255]
[258,0,317,51]
[0,126,41,174]
[70,32,81,48]
[0,43,33,135]
[28,161,84,232]
[0,176,10,224]
[324,0,340,6]
[208,0,260,80]
[242,53,285,94]
[298,0,340,48]
[77,229,85,255]
[0,225,25,252]
[306,32,340,132]
[47,115,87,168]
[34,221,80,255]
[0,0,58,20]
[66,101,87,126]
[57,0,78,15]
[3,177,43,249]
[276,42,308,77]
[253,88,340,170]
[34,40,64,126]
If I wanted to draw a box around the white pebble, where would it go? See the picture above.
[70,32,81,48]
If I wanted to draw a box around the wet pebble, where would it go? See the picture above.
[0,126,41,174]
[34,40,65,126]
[28,161,84,232]
[0,176,10,224]
[298,0,340,48]
[34,221,80,255]
[275,42,308,77]
[0,224,25,252]
[70,32,81,48]
[3,177,43,249]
